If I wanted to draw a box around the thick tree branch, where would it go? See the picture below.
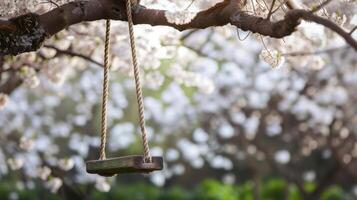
[0,0,356,56]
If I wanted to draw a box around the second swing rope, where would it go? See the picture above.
[125,0,152,163]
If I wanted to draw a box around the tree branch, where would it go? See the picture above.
[0,0,356,56]
[44,45,102,67]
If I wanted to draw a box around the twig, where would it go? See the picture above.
[349,26,357,35]
[267,0,277,19]
[44,45,102,67]
[300,11,357,50]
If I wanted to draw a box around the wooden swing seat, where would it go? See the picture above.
[86,155,163,176]
[87,5,164,178]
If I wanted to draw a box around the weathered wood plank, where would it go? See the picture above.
[86,155,163,176]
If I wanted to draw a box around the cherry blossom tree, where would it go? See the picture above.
[0,0,356,199]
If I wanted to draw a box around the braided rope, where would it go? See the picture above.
[99,19,111,160]
[125,0,152,163]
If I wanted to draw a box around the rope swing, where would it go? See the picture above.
[86,0,163,176]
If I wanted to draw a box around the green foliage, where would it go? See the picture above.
[107,183,159,200]
[0,182,13,198]
[261,179,286,200]
[235,182,254,200]
[157,187,189,200]
[0,179,354,200]
[0,181,62,200]
[192,179,238,200]
[304,182,317,193]
[320,186,354,200]
[287,185,303,200]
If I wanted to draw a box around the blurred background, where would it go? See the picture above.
[0,0,357,200]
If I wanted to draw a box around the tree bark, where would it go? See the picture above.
[0,0,356,56]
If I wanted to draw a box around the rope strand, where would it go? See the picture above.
[125,0,152,163]
[99,19,111,160]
